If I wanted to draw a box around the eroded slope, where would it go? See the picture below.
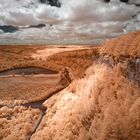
[31,31,140,140]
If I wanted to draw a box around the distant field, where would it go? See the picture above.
[0,45,99,78]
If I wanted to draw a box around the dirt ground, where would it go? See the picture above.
[0,31,140,140]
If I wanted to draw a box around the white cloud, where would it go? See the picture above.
[0,0,140,42]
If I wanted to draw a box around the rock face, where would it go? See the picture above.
[31,31,140,140]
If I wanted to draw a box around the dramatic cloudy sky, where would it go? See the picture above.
[0,0,140,44]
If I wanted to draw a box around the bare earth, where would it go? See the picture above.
[0,31,140,140]
[0,74,61,105]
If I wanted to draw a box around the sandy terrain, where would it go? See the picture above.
[31,45,93,60]
[0,74,61,105]
[0,31,140,140]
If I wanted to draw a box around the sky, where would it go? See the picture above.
[0,0,140,44]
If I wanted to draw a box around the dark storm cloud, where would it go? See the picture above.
[39,0,61,7]
[0,25,18,33]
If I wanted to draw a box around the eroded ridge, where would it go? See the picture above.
[30,31,140,140]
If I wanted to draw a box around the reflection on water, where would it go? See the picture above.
[0,67,58,76]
